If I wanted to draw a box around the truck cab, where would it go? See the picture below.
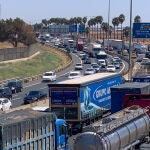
[55,119,71,150]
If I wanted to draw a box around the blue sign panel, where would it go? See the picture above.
[51,88,77,105]
[133,23,150,38]
[78,24,85,33]
[69,24,77,33]
[80,76,123,119]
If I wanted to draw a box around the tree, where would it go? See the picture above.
[134,15,141,23]
[95,16,103,40]
[88,19,92,42]
[91,18,96,40]
[112,17,119,39]
[101,22,109,38]
[123,26,130,41]
[119,14,125,40]
[109,25,113,39]
[42,19,48,27]
[0,18,36,47]
[82,17,87,37]
[33,23,43,32]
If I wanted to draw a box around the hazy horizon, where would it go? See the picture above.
[1,0,149,26]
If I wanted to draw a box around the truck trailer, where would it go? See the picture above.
[0,109,70,150]
[110,82,150,114]
[73,106,150,150]
[123,94,150,116]
[132,74,150,82]
[48,72,123,132]
[88,43,102,57]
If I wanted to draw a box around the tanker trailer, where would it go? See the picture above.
[73,106,150,150]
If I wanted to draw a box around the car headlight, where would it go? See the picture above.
[32,97,38,100]
[11,87,15,90]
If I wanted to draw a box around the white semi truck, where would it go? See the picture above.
[88,43,102,57]
[103,39,124,50]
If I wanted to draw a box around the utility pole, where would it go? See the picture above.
[128,0,133,81]
[107,0,111,51]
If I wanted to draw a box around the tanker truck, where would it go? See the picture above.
[73,106,150,150]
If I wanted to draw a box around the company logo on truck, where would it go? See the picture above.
[94,87,110,100]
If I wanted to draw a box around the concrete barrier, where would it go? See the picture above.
[0,44,72,86]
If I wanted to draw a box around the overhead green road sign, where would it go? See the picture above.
[133,23,150,38]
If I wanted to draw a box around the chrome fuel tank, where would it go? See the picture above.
[74,106,150,150]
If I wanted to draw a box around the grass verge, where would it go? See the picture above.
[0,45,67,80]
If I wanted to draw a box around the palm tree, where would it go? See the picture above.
[109,25,113,39]
[90,18,96,41]
[123,26,130,41]
[119,14,125,40]
[112,17,119,39]
[134,15,141,23]
[101,22,109,39]
[95,16,103,40]
[88,19,92,42]
[82,17,87,37]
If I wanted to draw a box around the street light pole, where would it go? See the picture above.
[128,0,133,81]
[107,0,110,50]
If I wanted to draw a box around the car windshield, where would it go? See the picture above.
[86,68,94,71]
[0,89,4,93]
[28,91,39,96]
[93,65,99,68]
[76,64,82,66]
[108,65,114,68]
[69,73,79,76]
[3,99,8,103]
[44,72,53,76]
[7,82,16,86]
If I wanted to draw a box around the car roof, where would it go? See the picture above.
[70,71,80,73]
[108,65,115,67]
[32,106,49,111]
[0,98,9,101]
[44,71,54,73]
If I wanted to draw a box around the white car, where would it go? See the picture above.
[75,63,83,70]
[79,52,86,57]
[68,71,82,79]
[0,98,12,111]
[98,59,107,67]
[92,64,100,72]
[106,65,116,72]
[42,71,56,82]
[84,68,96,75]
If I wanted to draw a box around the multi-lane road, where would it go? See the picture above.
[11,51,126,108]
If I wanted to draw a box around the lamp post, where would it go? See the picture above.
[107,0,110,50]
[128,0,133,80]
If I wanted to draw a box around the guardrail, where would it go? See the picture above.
[0,44,72,87]
[106,51,135,77]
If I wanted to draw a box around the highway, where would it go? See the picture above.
[11,50,127,108]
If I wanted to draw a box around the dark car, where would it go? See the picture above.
[24,90,47,104]
[84,57,91,64]
[6,81,23,94]
[0,87,12,100]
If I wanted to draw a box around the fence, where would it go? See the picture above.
[0,43,39,62]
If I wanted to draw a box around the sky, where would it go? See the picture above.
[0,0,149,26]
